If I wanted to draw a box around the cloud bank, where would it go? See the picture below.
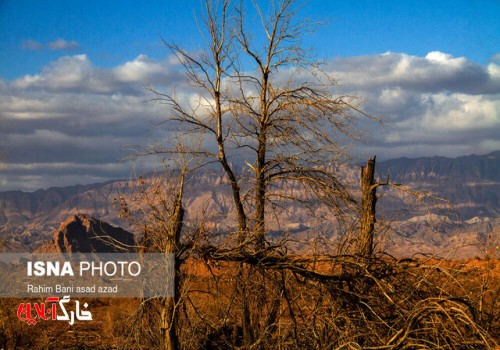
[325,51,500,159]
[1,51,499,191]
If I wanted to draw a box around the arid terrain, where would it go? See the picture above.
[0,152,499,349]
[1,151,499,258]
[1,257,499,349]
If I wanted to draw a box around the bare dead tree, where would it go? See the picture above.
[141,2,369,347]
[146,0,364,253]
[160,169,184,350]
[117,150,201,350]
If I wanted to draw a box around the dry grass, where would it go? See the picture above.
[0,257,498,349]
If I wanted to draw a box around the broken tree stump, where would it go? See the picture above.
[359,156,377,257]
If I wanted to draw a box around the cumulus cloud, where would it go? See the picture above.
[11,54,183,94]
[324,52,500,160]
[113,54,170,83]
[329,51,498,94]
[0,54,185,190]
[12,55,94,90]
[0,51,499,191]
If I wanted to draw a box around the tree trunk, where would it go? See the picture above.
[359,157,377,257]
[161,194,184,350]
[161,295,179,350]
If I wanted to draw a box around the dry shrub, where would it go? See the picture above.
[169,255,499,349]
[1,255,497,349]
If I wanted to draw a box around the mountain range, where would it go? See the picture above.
[377,151,500,219]
[1,151,499,258]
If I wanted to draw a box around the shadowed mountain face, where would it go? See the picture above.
[378,151,500,183]
[376,151,500,219]
[0,151,499,257]
[37,214,136,253]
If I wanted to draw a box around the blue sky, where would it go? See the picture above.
[1,0,499,191]
[1,0,499,78]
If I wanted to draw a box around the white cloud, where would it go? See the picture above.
[113,54,168,83]
[48,38,79,50]
[21,38,80,51]
[420,93,499,131]
[11,54,183,94]
[488,62,500,79]
[1,51,499,191]
[12,55,94,90]
[21,39,44,51]
[329,51,498,94]
[425,51,456,64]
[0,54,181,191]
[319,51,500,160]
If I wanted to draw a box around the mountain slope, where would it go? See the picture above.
[377,151,500,218]
[0,151,498,256]
[37,214,136,253]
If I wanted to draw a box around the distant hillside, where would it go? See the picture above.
[0,151,499,257]
[378,151,500,183]
[37,214,136,253]
[377,150,500,219]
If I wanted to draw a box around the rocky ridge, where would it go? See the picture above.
[37,214,136,253]
[0,151,499,257]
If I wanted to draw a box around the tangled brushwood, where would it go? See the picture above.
[123,250,498,349]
